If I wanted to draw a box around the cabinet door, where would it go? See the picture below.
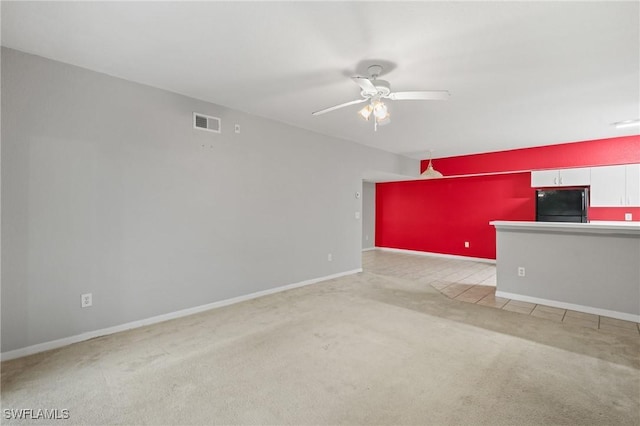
[531,170,559,187]
[590,165,626,207]
[558,167,590,186]
[625,164,640,206]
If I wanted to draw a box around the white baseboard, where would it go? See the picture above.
[495,290,640,323]
[0,268,362,362]
[361,247,376,252]
[376,247,496,264]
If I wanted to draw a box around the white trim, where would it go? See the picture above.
[438,168,532,180]
[372,169,533,183]
[376,247,495,264]
[495,290,640,323]
[490,220,640,235]
[361,247,376,252]
[0,269,362,361]
[589,220,639,224]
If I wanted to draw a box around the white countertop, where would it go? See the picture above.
[490,220,640,235]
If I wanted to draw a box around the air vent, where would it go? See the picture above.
[193,113,221,133]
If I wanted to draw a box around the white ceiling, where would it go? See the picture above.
[2,1,638,159]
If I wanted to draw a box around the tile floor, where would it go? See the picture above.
[363,249,640,337]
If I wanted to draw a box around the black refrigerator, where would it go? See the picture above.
[536,189,588,223]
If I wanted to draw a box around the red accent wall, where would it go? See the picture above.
[376,173,534,260]
[589,207,640,221]
[379,136,640,260]
[420,135,640,176]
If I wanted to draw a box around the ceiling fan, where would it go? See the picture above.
[312,65,450,131]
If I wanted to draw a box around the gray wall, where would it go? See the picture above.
[1,48,418,353]
[362,182,375,249]
[495,227,640,317]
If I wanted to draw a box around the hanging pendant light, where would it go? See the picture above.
[421,151,443,179]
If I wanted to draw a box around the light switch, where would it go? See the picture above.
[355,211,361,219]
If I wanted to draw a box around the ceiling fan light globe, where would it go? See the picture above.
[376,116,391,126]
[373,101,388,119]
[358,104,373,120]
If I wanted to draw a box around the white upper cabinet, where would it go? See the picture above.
[558,167,592,186]
[626,164,640,206]
[531,167,591,187]
[590,165,626,206]
[530,170,558,187]
[590,164,640,207]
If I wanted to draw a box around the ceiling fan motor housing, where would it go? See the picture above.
[367,65,383,77]
[362,79,391,98]
[360,65,391,98]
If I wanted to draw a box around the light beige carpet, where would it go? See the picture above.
[2,261,639,425]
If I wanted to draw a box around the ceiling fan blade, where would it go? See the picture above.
[312,98,367,116]
[351,76,377,93]
[388,90,450,101]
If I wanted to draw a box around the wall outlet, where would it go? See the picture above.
[355,211,360,220]
[464,241,469,248]
[625,213,632,221]
[234,124,240,134]
[81,293,92,308]
[327,253,332,262]
[517,267,526,277]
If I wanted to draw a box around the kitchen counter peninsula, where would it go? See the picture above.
[490,221,640,322]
